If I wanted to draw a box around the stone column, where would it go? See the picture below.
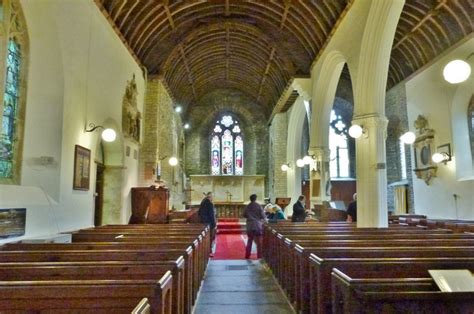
[352,114,389,228]
[269,113,288,201]
[308,146,331,206]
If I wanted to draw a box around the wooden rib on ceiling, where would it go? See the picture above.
[96,0,471,112]
[96,0,348,114]
[387,0,472,88]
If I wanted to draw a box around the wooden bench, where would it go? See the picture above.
[0,260,184,314]
[132,298,151,314]
[331,268,474,314]
[0,247,194,313]
[310,256,474,314]
[0,276,173,313]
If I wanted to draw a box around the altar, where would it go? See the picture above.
[189,175,265,217]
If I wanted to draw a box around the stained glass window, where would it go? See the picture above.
[329,110,349,178]
[210,115,244,175]
[0,39,21,179]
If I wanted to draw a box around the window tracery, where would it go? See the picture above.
[329,110,349,178]
[210,115,243,175]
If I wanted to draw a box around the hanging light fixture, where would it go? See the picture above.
[303,155,313,165]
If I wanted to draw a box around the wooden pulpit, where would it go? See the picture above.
[130,186,169,224]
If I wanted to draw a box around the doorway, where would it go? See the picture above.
[94,163,105,226]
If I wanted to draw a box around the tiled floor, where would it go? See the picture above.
[193,259,295,314]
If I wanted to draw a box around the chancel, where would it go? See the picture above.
[0,0,473,313]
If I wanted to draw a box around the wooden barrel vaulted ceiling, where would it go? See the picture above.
[95,0,472,116]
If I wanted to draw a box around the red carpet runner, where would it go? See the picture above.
[212,219,258,260]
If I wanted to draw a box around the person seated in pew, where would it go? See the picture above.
[264,198,285,220]
[346,193,357,222]
[291,195,307,222]
[267,203,286,221]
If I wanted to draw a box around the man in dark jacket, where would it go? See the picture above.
[198,192,216,256]
[291,195,306,222]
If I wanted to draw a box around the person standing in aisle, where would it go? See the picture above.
[243,194,266,259]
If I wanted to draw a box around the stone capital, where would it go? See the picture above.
[352,113,388,129]
[293,78,312,101]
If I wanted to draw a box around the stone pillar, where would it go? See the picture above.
[139,78,160,186]
[269,113,288,200]
[308,146,331,206]
[352,114,389,228]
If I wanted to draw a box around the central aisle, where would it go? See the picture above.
[193,260,295,313]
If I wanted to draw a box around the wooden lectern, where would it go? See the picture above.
[129,186,169,224]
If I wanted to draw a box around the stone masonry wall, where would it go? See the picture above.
[268,112,288,200]
[139,78,185,209]
[385,83,415,213]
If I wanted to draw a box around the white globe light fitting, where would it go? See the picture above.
[168,157,179,166]
[101,128,116,142]
[175,106,182,113]
[281,164,289,172]
[184,123,190,129]
[443,60,471,84]
[431,152,445,164]
[303,155,313,165]
[348,124,363,139]
[296,159,305,168]
[400,131,416,144]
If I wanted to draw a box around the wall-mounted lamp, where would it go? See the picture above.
[281,163,290,172]
[175,106,182,113]
[400,131,416,144]
[168,156,179,166]
[85,123,116,142]
[348,124,367,139]
[443,53,473,84]
[432,143,452,164]
[184,123,190,130]
[296,159,305,168]
[303,155,314,165]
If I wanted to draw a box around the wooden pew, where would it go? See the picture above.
[133,298,151,314]
[0,260,184,314]
[0,246,194,314]
[310,256,474,314]
[331,268,474,314]
[0,276,173,313]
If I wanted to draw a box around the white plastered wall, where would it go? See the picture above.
[406,38,474,219]
[0,0,145,243]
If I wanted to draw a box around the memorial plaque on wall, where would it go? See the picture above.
[0,208,26,238]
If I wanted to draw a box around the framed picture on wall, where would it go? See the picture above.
[73,145,91,190]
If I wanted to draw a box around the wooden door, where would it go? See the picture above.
[301,180,310,208]
[94,163,105,226]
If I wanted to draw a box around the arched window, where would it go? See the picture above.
[0,0,28,183]
[211,115,243,175]
[1,39,21,178]
[329,110,349,178]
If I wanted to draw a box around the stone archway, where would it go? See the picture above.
[94,118,125,225]
[286,96,309,212]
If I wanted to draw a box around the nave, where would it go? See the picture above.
[0,218,473,313]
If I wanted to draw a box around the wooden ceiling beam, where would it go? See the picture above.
[226,25,230,80]
[111,0,128,22]
[257,47,276,102]
[118,0,139,30]
[225,0,230,16]
[280,0,292,30]
[179,46,197,101]
[393,0,446,50]
[164,0,176,30]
